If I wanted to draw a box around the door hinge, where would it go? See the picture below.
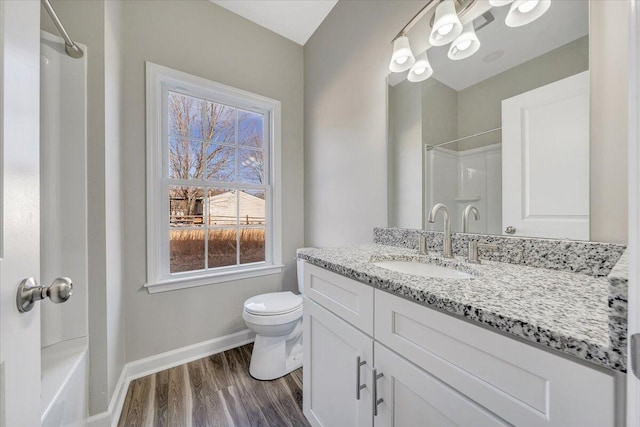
[631,333,640,380]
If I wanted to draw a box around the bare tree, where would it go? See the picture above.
[169,93,234,217]
[239,132,264,185]
[168,94,267,224]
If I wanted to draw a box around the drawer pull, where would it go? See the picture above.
[372,369,384,416]
[356,356,367,400]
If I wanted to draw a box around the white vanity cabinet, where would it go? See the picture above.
[303,263,375,427]
[301,262,620,427]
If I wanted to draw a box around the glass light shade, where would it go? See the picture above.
[488,0,514,6]
[448,22,481,60]
[389,35,415,72]
[505,0,551,27]
[429,0,463,46]
[407,51,433,82]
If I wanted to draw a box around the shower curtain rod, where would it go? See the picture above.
[41,0,84,59]
[425,127,502,151]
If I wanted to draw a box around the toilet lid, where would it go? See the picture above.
[244,291,303,315]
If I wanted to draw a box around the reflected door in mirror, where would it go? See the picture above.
[502,71,589,240]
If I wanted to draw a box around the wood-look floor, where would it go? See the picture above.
[118,343,310,427]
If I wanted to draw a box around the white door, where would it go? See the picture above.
[0,1,42,426]
[372,343,507,427]
[303,298,373,427]
[502,71,590,240]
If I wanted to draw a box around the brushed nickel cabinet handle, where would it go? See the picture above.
[372,369,384,416]
[356,357,366,400]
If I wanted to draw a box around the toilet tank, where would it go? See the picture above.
[296,258,305,294]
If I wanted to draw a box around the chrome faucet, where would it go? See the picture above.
[427,203,453,258]
[462,205,480,233]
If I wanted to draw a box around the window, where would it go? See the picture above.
[146,62,282,293]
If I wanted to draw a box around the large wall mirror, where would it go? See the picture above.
[388,0,593,240]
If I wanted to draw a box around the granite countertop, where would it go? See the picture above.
[297,243,627,372]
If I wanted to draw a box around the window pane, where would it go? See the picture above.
[238,109,263,148]
[168,92,205,139]
[238,148,264,184]
[204,101,235,143]
[239,189,265,225]
[208,228,237,268]
[169,186,204,227]
[206,144,235,182]
[169,138,207,179]
[170,229,205,273]
[240,227,265,264]
[208,189,237,226]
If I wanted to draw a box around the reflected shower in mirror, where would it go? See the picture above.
[387,0,590,240]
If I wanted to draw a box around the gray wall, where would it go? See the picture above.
[121,1,304,362]
[388,80,422,229]
[590,1,628,244]
[306,1,628,245]
[421,79,458,148]
[304,1,426,247]
[41,0,126,415]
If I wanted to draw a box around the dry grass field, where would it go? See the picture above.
[170,228,265,272]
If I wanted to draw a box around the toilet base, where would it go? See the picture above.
[249,323,303,381]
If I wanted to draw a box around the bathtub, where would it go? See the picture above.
[41,337,88,427]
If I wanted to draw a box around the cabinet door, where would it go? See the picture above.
[375,290,618,427]
[373,343,508,427]
[303,297,373,427]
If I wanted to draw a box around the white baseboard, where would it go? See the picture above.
[87,329,255,427]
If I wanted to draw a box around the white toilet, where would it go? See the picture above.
[242,259,305,380]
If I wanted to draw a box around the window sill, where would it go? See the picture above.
[144,264,285,294]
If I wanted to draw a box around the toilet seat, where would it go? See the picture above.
[243,305,302,326]
[243,291,302,315]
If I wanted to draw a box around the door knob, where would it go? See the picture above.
[17,277,73,313]
[504,226,516,234]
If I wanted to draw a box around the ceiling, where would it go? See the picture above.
[389,0,589,90]
[211,0,338,45]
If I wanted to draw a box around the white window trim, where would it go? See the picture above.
[145,62,283,293]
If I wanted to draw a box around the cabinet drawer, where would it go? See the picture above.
[374,290,617,427]
[303,263,374,335]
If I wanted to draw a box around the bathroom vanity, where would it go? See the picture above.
[298,232,627,427]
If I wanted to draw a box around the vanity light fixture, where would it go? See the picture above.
[505,0,551,27]
[429,0,464,46]
[448,22,481,60]
[390,0,554,83]
[389,35,416,72]
[408,51,434,82]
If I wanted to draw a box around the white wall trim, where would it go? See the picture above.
[87,329,255,427]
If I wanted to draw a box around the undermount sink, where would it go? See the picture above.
[373,260,472,279]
